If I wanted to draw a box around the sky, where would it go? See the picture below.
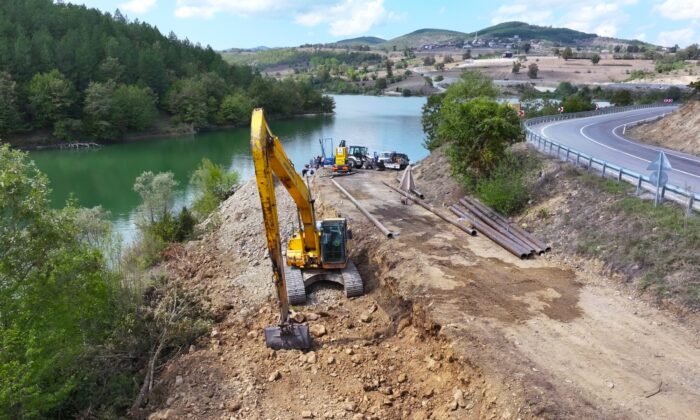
[69,0,700,49]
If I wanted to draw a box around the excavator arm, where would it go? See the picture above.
[250,108,319,328]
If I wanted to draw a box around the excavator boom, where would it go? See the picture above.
[251,108,312,350]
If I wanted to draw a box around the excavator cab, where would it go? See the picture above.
[319,219,349,267]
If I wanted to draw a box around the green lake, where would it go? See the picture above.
[31,95,428,241]
[30,95,428,242]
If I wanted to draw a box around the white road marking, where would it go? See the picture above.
[610,121,700,165]
[539,107,700,180]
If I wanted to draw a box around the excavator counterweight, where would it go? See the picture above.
[250,108,363,350]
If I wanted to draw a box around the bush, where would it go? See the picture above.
[476,154,532,215]
[0,145,120,417]
[190,158,239,218]
[442,97,522,179]
[528,63,539,79]
[512,61,521,74]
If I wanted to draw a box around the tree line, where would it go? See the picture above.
[0,0,334,143]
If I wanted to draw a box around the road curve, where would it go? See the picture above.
[528,106,700,191]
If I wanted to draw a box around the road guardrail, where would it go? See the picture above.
[523,103,699,214]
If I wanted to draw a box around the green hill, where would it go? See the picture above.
[0,0,333,144]
[335,36,386,46]
[465,21,596,43]
[381,28,467,49]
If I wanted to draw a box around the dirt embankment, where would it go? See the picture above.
[141,180,507,420]
[141,147,700,420]
[628,101,700,156]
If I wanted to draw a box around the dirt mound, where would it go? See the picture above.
[412,145,465,205]
[628,101,700,155]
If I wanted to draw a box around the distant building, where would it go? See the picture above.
[502,51,514,58]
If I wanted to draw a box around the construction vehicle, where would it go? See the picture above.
[347,145,373,169]
[332,140,352,173]
[250,108,364,350]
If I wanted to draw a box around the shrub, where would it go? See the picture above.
[528,63,539,79]
[190,158,239,218]
[475,152,539,215]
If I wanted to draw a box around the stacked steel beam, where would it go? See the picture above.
[450,196,551,259]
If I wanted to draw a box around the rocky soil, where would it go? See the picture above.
[141,178,500,419]
[141,147,700,420]
[628,101,700,156]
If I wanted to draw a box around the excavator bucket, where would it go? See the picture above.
[264,324,311,350]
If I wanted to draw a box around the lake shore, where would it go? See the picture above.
[8,111,336,152]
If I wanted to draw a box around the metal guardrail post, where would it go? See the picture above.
[636,176,642,195]
[688,196,695,217]
[565,148,570,162]
[618,168,623,182]
[602,162,607,178]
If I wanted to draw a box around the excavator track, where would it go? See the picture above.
[285,264,307,305]
[342,260,364,298]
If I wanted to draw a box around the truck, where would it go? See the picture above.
[376,151,410,170]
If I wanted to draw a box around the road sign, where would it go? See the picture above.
[647,151,672,172]
[647,151,672,206]
[649,171,668,187]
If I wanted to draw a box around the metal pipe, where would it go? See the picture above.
[382,181,476,236]
[457,200,536,255]
[331,179,395,238]
[394,176,426,199]
[459,198,540,254]
[461,196,551,253]
[450,206,530,259]
[462,196,548,252]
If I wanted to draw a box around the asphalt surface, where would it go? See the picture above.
[529,106,700,191]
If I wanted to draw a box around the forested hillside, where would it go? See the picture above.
[0,0,333,144]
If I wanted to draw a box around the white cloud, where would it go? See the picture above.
[491,4,552,25]
[295,0,388,37]
[491,0,640,38]
[563,3,619,35]
[655,0,700,20]
[656,27,696,47]
[174,0,389,36]
[120,0,157,14]
[174,0,295,19]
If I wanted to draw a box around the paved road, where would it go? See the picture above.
[529,106,700,191]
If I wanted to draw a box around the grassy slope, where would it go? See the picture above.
[465,21,596,43]
[335,36,386,46]
[526,162,700,311]
[380,28,466,49]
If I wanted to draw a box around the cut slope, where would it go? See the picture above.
[628,101,700,156]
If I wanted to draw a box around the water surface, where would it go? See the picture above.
[30,95,428,241]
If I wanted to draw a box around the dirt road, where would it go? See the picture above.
[321,170,700,419]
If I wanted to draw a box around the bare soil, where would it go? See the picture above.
[628,101,700,155]
[142,151,700,419]
[419,56,661,87]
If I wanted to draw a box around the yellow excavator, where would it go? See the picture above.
[250,108,363,350]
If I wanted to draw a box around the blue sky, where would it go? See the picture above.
[70,0,699,49]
